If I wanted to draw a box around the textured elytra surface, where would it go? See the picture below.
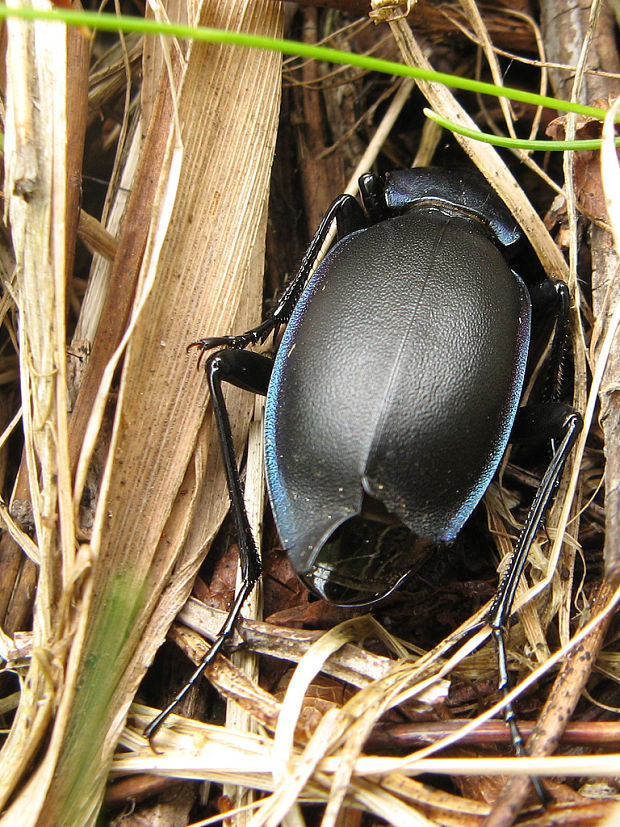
[266,205,530,581]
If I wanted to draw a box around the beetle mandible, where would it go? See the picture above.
[146,168,582,771]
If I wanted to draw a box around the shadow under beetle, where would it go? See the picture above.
[146,168,582,787]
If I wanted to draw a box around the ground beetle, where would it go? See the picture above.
[146,168,582,787]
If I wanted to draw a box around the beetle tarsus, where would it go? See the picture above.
[143,603,245,742]
[187,320,276,367]
[492,623,552,806]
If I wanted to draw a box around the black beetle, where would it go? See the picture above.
[146,169,582,777]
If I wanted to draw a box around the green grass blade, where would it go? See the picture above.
[0,3,613,124]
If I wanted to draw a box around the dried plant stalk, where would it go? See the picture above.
[0,0,283,823]
[0,3,74,812]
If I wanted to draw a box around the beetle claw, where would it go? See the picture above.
[187,335,233,352]
[187,334,255,370]
[187,339,216,370]
[188,320,277,368]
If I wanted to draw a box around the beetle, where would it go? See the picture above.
[146,168,582,780]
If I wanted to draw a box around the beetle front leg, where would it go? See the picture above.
[188,193,367,355]
[145,349,273,740]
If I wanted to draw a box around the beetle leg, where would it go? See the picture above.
[206,349,272,570]
[269,194,366,328]
[335,191,367,239]
[528,279,571,405]
[144,349,272,741]
[494,403,582,617]
[359,172,390,223]
[487,402,582,797]
[188,193,366,356]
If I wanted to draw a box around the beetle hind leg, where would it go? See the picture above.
[487,402,582,800]
[144,349,273,740]
[528,279,571,406]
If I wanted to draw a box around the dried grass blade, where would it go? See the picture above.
[0,0,283,823]
[0,1,73,814]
